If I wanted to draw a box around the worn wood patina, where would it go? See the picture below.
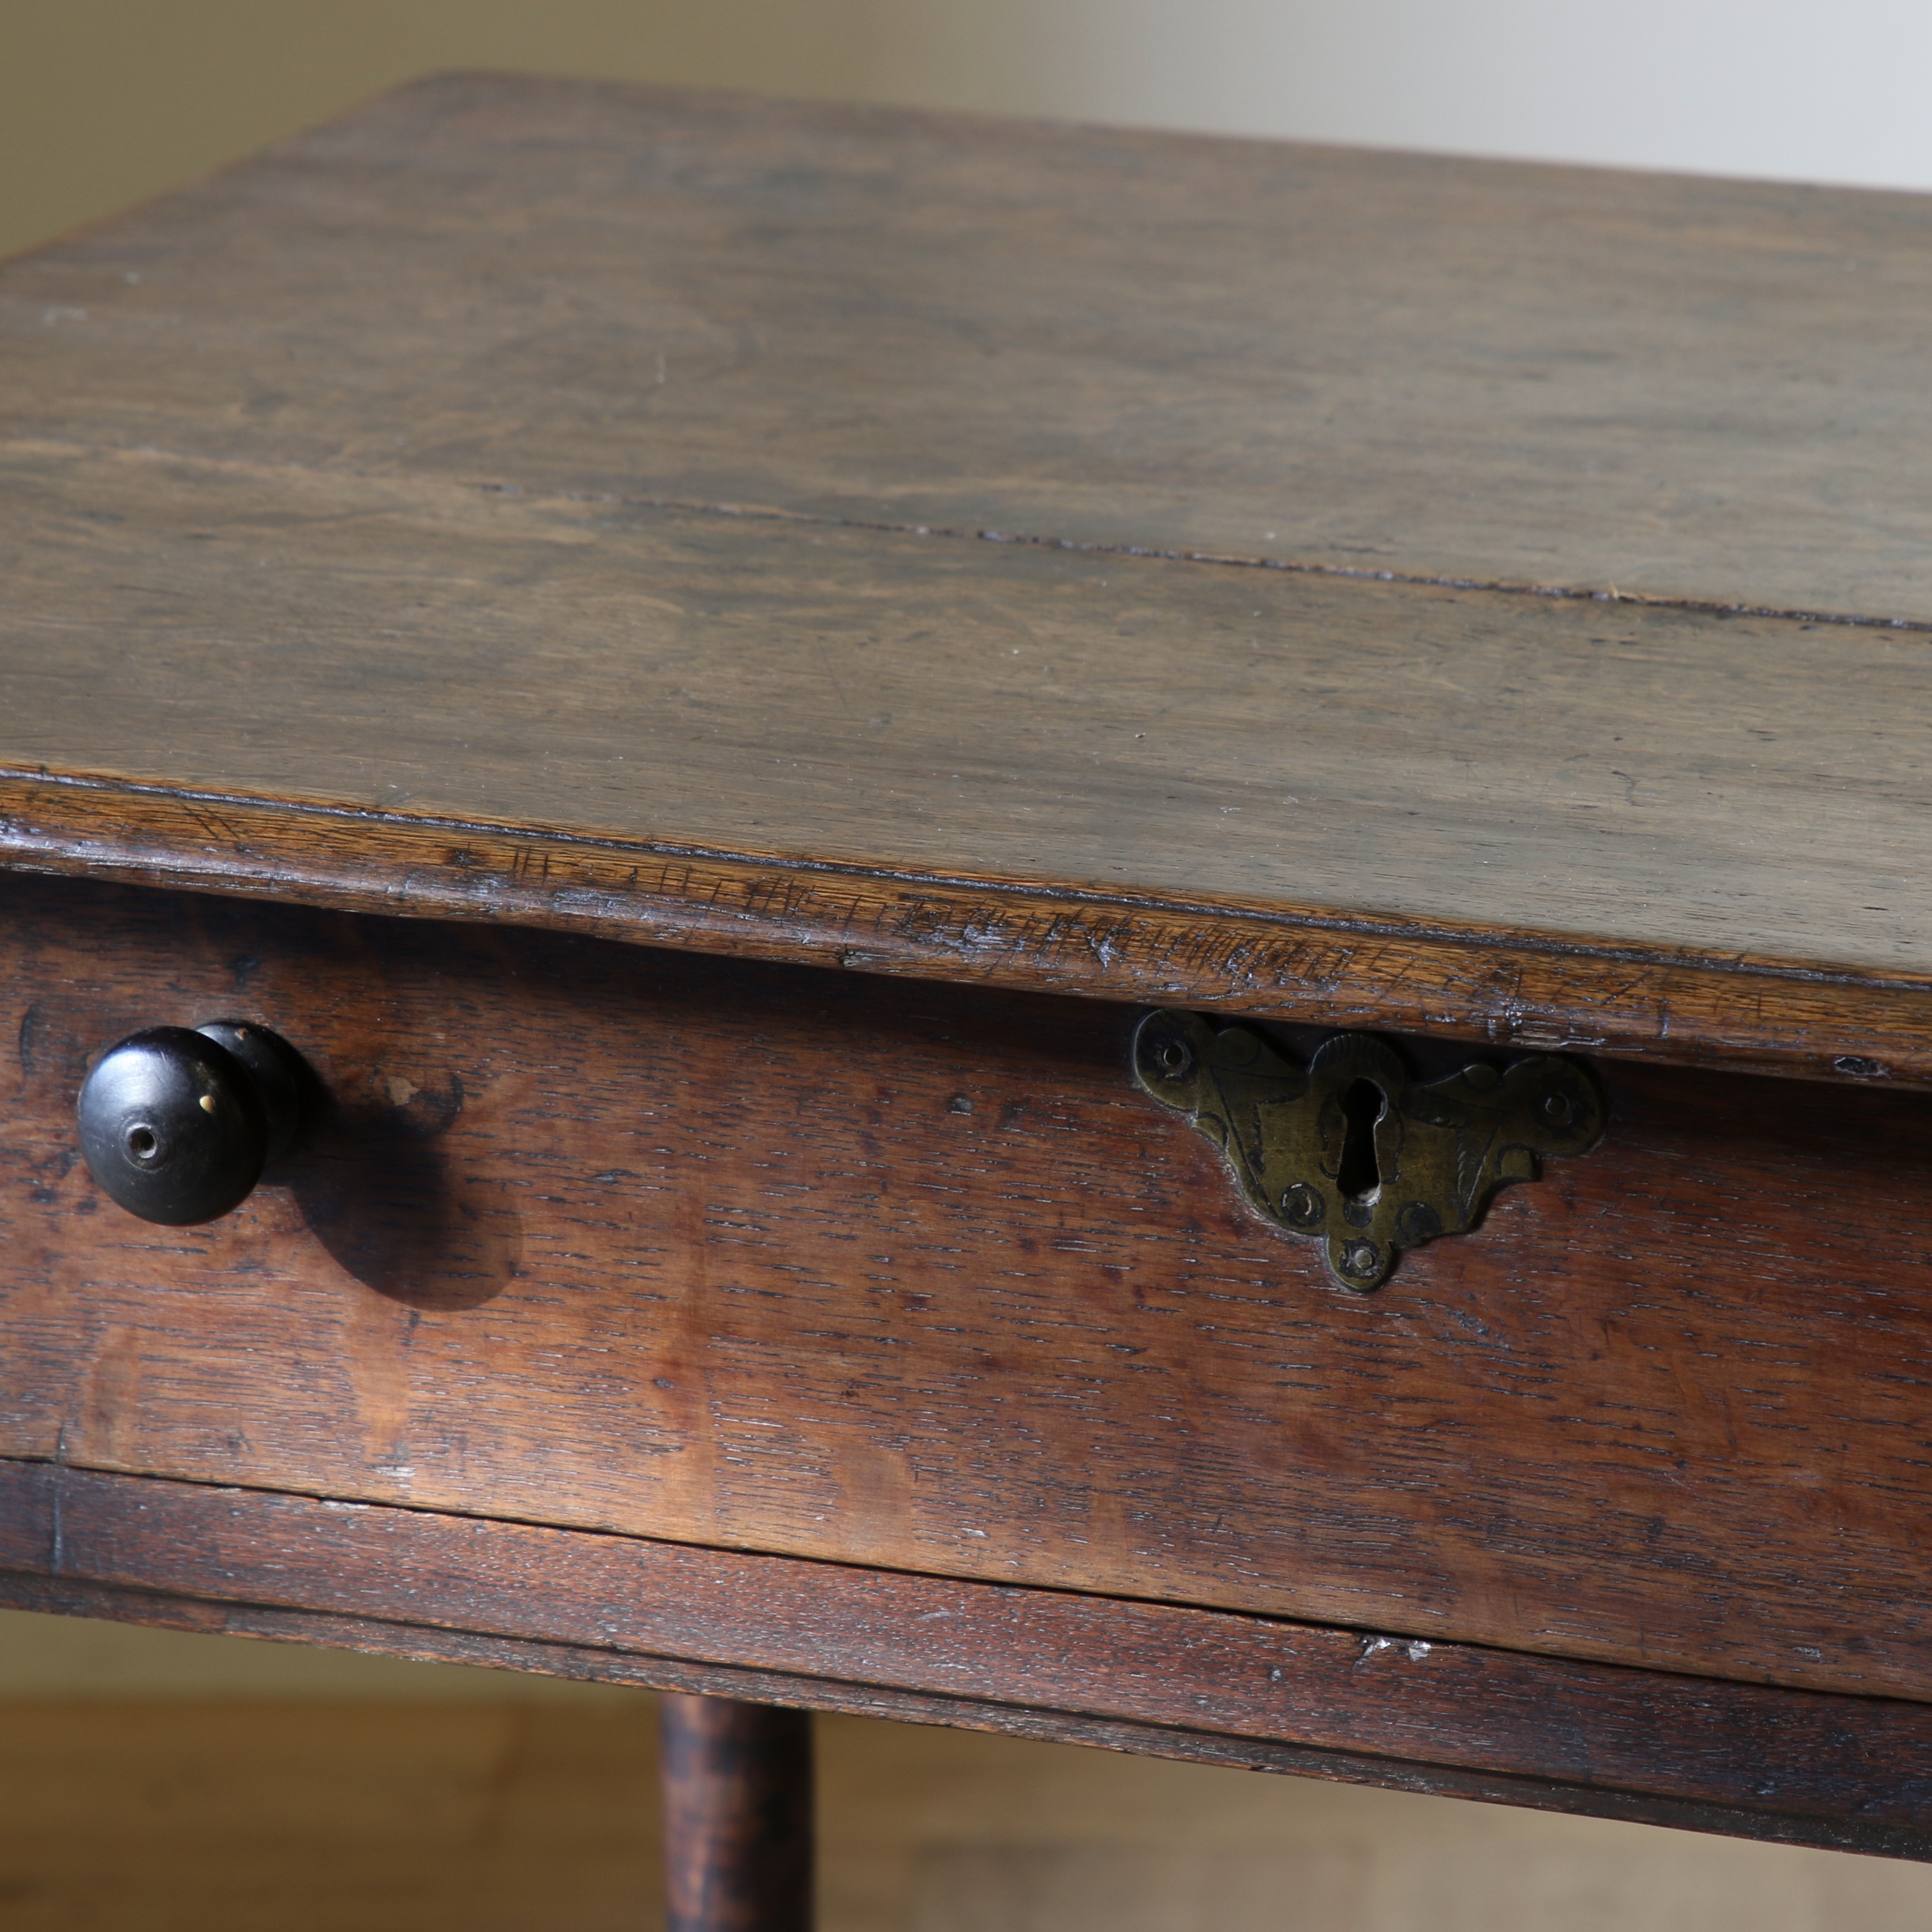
[3,77,1932,1874]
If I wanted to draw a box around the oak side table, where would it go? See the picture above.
[5,73,1932,1926]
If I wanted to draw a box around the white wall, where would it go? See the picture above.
[868,0,1932,189]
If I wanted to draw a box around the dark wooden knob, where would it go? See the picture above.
[77,1022,305,1226]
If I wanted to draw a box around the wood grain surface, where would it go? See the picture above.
[7,72,1932,626]
[4,1459,1932,1861]
[5,770,1931,1096]
[2,76,1930,1079]
[3,445,1931,1076]
[4,872,1932,1705]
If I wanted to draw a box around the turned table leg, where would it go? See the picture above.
[660,1693,815,1932]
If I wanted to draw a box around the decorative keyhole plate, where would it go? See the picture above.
[1132,1013,1606,1291]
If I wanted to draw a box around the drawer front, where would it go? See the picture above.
[1,872,1928,1702]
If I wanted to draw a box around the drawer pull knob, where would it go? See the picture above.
[77,1022,307,1226]
[1133,1014,1604,1291]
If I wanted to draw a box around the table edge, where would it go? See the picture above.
[3,768,1928,1089]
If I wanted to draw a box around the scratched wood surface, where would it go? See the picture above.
[7,771,1932,1097]
[2,445,1930,1084]
[9,72,1932,626]
[2,77,1931,1084]
[5,872,1932,1706]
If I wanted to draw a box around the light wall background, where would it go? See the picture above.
[6,0,1932,263]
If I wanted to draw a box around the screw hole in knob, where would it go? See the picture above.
[77,1021,310,1226]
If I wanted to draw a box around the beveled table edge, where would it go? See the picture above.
[1,766,1928,1090]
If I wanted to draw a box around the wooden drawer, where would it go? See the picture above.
[4,870,1928,1706]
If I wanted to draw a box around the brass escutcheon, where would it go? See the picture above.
[1132,1013,1605,1291]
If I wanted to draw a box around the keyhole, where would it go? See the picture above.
[1336,1079,1384,1202]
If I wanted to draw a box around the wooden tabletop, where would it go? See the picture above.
[4,74,1929,1084]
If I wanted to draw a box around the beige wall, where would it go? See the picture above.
[0,0,880,261]
[7,0,1932,260]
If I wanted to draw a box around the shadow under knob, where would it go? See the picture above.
[77,1022,306,1226]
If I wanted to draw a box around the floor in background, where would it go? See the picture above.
[0,1692,1929,1929]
